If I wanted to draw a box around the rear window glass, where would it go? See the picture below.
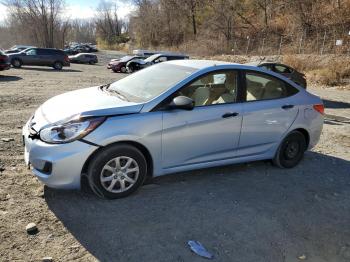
[245,72,298,101]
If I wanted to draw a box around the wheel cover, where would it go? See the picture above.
[121,67,126,73]
[100,156,140,193]
[14,60,20,66]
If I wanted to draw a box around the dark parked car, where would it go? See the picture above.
[246,61,307,88]
[0,50,10,71]
[69,53,98,64]
[64,47,80,55]
[126,53,189,72]
[108,55,145,73]
[8,48,70,70]
[65,44,98,55]
[5,45,36,54]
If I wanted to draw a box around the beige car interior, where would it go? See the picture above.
[190,72,237,106]
[246,73,285,101]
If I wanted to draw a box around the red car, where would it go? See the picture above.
[0,50,10,71]
[107,55,144,73]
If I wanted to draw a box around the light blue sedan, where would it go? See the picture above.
[23,60,324,198]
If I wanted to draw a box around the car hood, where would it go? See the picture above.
[109,60,121,65]
[31,86,143,130]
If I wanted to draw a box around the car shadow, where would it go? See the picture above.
[323,99,350,109]
[16,67,82,73]
[45,152,350,262]
[0,75,22,82]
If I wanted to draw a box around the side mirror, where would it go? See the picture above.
[169,96,194,110]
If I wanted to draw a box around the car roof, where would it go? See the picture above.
[166,59,236,69]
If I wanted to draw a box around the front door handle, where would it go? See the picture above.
[222,112,239,118]
[282,104,294,110]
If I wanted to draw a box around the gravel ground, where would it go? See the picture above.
[0,52,349,262]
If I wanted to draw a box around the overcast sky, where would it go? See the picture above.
[0,0,135,22]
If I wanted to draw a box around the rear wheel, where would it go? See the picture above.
[87,144,147,199]
[53,61,63,70]
[273,131,306,168]
[11,59,22,68]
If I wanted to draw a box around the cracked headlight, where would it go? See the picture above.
[40,116,105,144]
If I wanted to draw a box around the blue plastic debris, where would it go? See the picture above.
[188,240,214,259]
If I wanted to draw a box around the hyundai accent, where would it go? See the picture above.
[23,60,324,199]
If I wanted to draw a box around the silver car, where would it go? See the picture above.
[23,60,324,199]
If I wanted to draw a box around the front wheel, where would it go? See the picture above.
[87,144,147,199]
[11,59,22,68]
[273,131,306,168]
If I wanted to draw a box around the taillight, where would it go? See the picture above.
[313,104,324,115]
[64,55,69,62]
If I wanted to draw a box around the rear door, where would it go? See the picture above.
[161,70,243,169]
[238,71,299,156]
[36,49,53,66]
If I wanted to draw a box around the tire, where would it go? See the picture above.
[89,61,94,65]
[11,59,22,68]
[120,66,127,73]
[53,61,63,70]
[87,144,147,199]
[273,131,306,168]
[128,65,134,73]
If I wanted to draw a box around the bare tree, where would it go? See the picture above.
[95,1,126,46]
[2,0,65,47]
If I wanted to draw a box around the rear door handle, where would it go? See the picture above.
[222,112,239,118]
[282,104,294,109]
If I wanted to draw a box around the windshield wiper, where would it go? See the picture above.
[99,83,111,90]
[99,83,129,101]
[107,89,129,101]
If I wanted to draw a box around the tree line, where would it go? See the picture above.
[0,0,349,55]
[0,0,127,49]
[129,0,350,54]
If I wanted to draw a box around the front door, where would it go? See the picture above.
[161,70,243,169]
[23,49,40,65]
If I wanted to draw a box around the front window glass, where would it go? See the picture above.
[26,49,36,55]
[155,57,167,63]
[178,71,238,106]
[109,63,196,102]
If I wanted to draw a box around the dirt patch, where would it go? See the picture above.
[0,53,349,261]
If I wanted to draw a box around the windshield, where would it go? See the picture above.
[119,56,135,62]
[108,63,196,102]
[20,48,32,53]
[144,54,161,63]
[0,50,4,55]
